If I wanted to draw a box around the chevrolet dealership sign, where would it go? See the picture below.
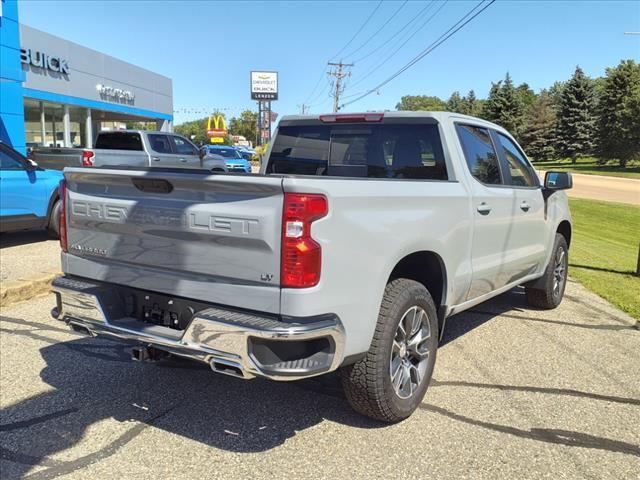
[96,84,135,104]
[251,71,278,100]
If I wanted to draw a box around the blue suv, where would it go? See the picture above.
[0,142,63,237]
[204,145,251,173]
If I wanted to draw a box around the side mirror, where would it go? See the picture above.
[25,159,39,171]
[544,171,572,190]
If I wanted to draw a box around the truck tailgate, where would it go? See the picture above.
[63,168,284,313]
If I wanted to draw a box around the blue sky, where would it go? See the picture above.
[19,0,639,125]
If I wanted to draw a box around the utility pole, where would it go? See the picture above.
[327,61,353,113]
[298,103,309,115]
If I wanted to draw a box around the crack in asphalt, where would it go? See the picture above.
[419,403,640,457]
[468,309,637,332]
[0,408,79,432]
[0,316,70,334]
[2,405,179,480]
[0,447,67,468]
[563,293,634,326]
[429,379,640,406]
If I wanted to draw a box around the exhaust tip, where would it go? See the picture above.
[210,360,245,378]
[69,323,92,336]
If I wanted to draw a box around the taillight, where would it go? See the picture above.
[82,150,94,167]
[281,193,328,288]
[59,180,68,252]
[319,113,384,123]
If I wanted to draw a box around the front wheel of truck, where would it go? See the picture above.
[341,278,438,423]
[525,233,568,309]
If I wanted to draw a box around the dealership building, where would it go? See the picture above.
[0,0,173,154]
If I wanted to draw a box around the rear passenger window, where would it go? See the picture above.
[496,133,537,187]
[456,125,501,185]
[148,134,172,154]
[268,123,447,180]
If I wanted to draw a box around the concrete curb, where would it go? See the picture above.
[0,271,60,308]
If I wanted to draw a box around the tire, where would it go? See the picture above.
[47,199,61,238]
[525,233,568,309]
[341,278,438,423]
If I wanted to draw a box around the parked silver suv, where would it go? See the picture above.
[31,130,227,172]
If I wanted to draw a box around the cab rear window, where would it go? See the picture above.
[267,123,448,180]
[95,132,143,151]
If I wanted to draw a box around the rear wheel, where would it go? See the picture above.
[525,233,568,309]
[341,278,438,423]
[47,199,61,238]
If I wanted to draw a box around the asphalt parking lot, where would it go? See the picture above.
[1,279,638,479]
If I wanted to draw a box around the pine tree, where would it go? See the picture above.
[548,81,565,111]
[482,81,503,122]
[499,73,524,137]
[464,89,479,116]
[522,90,556,161]
[596,59,640,167]
[482,73,524,140]
[516,83,536,122]
[555,66,596,163]
[446,91,466,113]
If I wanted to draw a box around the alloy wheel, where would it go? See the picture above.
[553,248,567,296]
[389,306,431,399]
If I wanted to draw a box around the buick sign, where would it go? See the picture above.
[20,48,69,74]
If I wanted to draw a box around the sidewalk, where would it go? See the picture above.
[0,231,61,306]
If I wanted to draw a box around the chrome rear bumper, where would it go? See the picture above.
[51,276,344,381]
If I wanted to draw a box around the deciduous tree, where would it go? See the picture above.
[396,95,446,111]
[229,110,258,145]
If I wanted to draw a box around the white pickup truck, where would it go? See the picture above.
[51,112,572,422]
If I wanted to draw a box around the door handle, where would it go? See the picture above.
[151,156,160,161]
[180,158,187,162]
[477,202,492,215]
[520,201,531,212]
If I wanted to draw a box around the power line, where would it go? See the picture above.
[342,0,495,108]
[303,69,328,104]
[329,0,384,61]
[300,0,382,107]
[353,1,438,64]
[348,0,447,90]
[308,76,333,105]
[342,0,409,60]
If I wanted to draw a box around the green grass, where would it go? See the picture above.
[534,157,640,179]
[568,198,640,319]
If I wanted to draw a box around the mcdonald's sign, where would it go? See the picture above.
[207,115,228,143]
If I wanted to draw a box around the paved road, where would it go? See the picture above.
[0,231,61,283]
[537,171,640,205]
[1,280,638,479]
